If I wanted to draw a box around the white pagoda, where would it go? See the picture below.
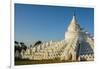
[21,12,94,61]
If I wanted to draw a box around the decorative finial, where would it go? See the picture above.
[73,8,76,16]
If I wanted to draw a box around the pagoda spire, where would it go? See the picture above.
[65,8,81,40]
[65,8,81,34]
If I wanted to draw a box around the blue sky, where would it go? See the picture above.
[15,4,94,44]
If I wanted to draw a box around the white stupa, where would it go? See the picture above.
[21,12,94,61]
[62,13,94,61]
